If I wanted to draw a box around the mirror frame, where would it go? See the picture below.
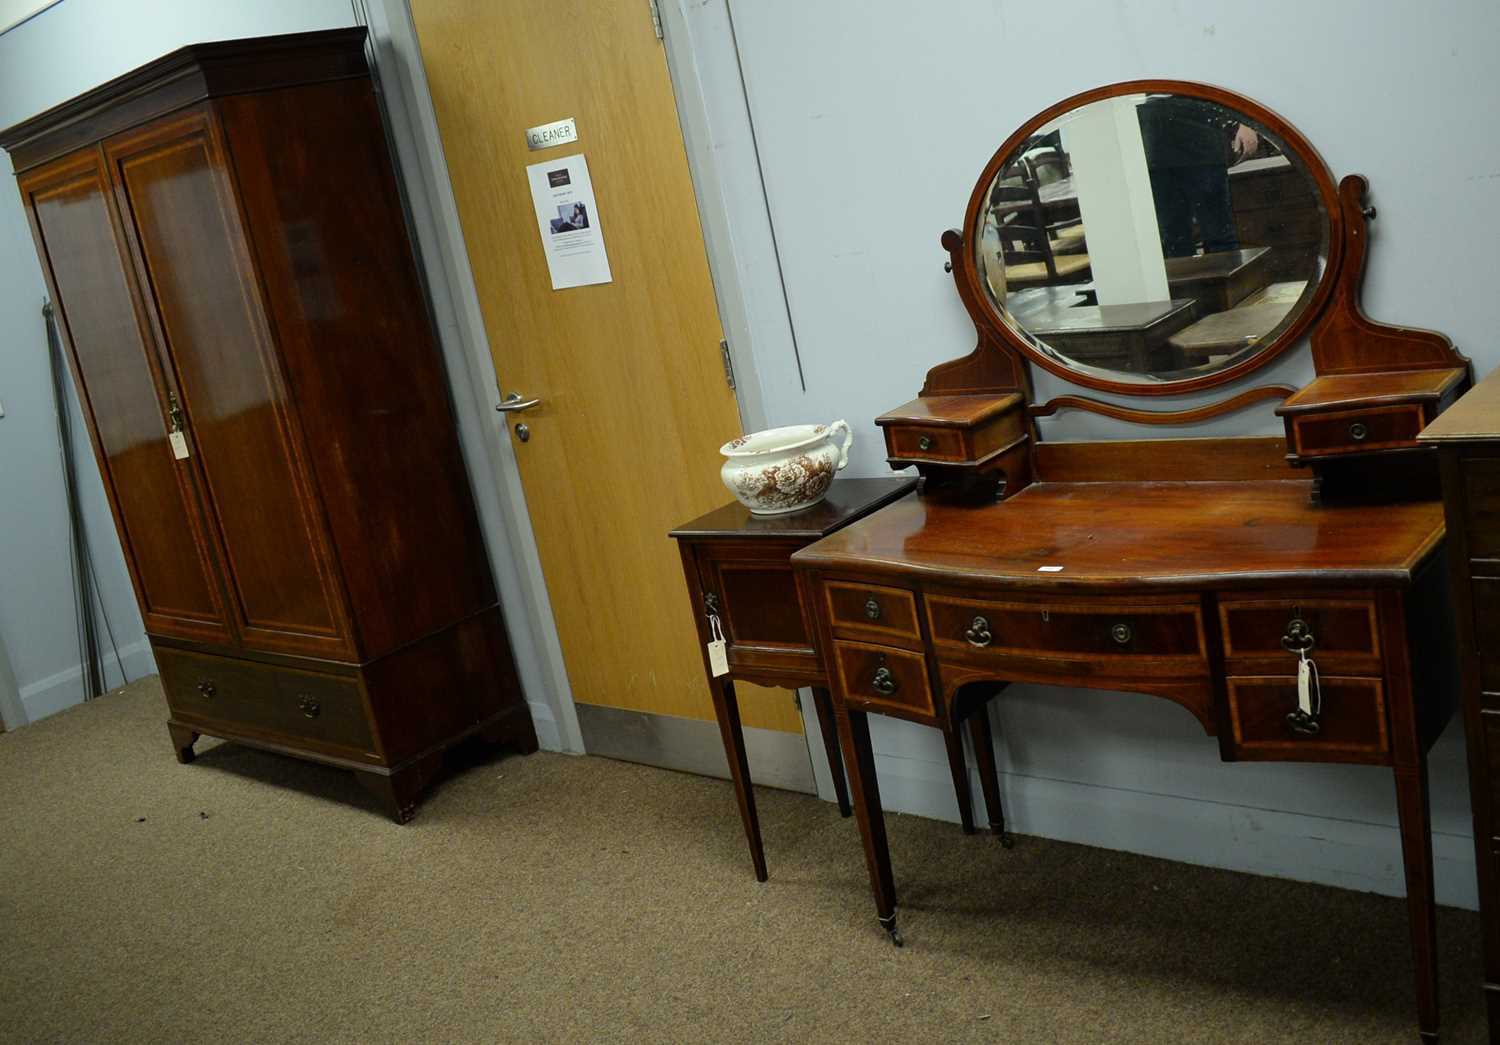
[958,79,1345,397]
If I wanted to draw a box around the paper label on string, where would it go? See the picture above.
[168,431,190,460]
[707,612,729,677]
[707,639,729,678]
[1296,657,1311,714]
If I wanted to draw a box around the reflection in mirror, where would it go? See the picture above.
[977,92,1329,384]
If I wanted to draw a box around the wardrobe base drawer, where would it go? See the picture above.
[157,646,378,761]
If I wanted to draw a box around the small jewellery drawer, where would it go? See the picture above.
[1218,595,1380,675]
[1289,404,1425,458]
[825,580,922,647]
[886,425,966,462]
[926,593,1205,660]
[157,647,375,756]
[1226,676,1389,763]
[832,640,934,717]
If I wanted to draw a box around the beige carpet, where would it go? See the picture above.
[0,677,1487,1043]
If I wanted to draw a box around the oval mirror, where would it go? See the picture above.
[968,82,1342,395]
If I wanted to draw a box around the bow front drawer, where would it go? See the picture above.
[1218,595,1380,675]
[926,593,1205,661]
[825,580,922,648]
[1226,676,1389,763]
[157,646,376,759]
[831,640,933,717]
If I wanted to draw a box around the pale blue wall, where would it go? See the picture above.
[676,0,1500,907]
[0,0,357,721]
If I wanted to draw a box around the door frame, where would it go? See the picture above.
[361,1,837,799]
[0,628,24,730]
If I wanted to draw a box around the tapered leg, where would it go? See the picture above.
[355,765,423,824]
[835,705,900,944]
[942,723,977,835]
[167,722,199,765]
[709,678,767,882]
[968,705,1013,847]
[1393,755,1439,1042]
[810,686,852,817]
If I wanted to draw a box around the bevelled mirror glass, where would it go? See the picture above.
[972,87,1335,390]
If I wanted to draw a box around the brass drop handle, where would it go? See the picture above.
[864,597,882,621]
[871,666,898,696]
[1285,710,1321,736]
[1349,421,1368,442]
[1281,617,1315,653]
[167,391,186,434]
[196,680,215,699]
[1111,622,1133,645]
[298,695,321,720]
[964,615,993,647]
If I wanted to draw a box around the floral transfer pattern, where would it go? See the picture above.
[726,452,835,513]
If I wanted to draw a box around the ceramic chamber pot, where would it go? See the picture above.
[719,420,852,515]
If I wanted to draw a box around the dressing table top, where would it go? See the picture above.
[793,481,1444,591]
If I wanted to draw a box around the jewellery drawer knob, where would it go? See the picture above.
[864,597,882,621]
[917,435,933,452]
[1280,617,1315,653]
[1349,421,1368,441]
[871,666,898,696]
[1110,622,1133,645]
[196,680,216,699]
[298,695,321,720]
[964,615,993,647]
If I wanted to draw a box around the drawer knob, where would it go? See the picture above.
[871,666,898,696]
[196,680,215,699]
[298,695,321,720]
[1280,617,1315,653]
[1110,622,1133,645]
[864,597,882,621]
[917,435,933,452]
[1349,421,1368,441]
[964,615,993,647]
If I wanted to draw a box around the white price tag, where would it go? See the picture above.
[168,431,190,460]
[707,613,729,678]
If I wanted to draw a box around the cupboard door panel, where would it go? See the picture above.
[20,151,230,644]
[105,113,351,658]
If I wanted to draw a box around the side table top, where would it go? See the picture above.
[670,476,918,540]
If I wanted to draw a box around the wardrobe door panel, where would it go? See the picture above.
[19,150,231,644]
[104,112,352,659]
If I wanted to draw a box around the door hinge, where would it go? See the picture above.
[718,338,736,391]
[648,0,663,39]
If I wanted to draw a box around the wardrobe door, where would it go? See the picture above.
[103,109,354,660]
[18,149,233,645]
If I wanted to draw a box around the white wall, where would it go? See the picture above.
[675,0,1500,908]
[0,0,360,722]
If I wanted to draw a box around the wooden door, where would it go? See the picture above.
[18,148,233,647]
[411,1,802,736]
[102,110,355,662]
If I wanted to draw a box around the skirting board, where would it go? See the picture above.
[19,637,156,724]
[869,736,1481,912]
[576,702,816,794]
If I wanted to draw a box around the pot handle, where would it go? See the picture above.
[828,419,852,471]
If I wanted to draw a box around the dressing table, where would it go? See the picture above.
[792,81,1470,1042]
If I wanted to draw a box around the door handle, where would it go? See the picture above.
[495,392,542,413]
